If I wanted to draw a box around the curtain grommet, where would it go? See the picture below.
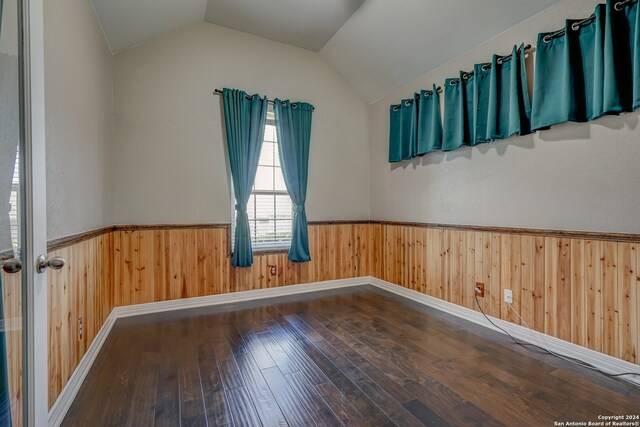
[449,80,457,86]
[392,105,400,112]
[404,100,412,107]
[571,22,580,31]
[543,34,552,43]
[481,64,491,71]
[614,1,625,11]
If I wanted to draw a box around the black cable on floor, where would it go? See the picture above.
[473,294,639,381]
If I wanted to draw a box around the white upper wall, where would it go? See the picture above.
[44,0,113,239]
[369,0,640,234]
[111,22,370,225]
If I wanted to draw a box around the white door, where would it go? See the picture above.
[1,0,48,425]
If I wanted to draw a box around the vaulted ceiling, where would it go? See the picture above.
[91,0,561,103]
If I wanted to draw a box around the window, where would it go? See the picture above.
[231,107,292,250]
[9,148,20,253]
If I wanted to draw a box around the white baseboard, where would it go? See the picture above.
[48,275,640,426]
[47,276,370,426]
[113,276,371,318]
[47,311,118,427]
[367,276,640,386]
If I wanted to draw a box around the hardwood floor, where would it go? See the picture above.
[62,286,640,426]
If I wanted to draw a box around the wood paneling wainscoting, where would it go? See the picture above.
[112,223,372,306]
[46,222,371,408]
[1,270,23,427]
[47,233,113,407]
[45,220,640,412]
[371,223,640,365]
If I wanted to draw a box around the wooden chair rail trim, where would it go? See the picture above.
[43,220,640,252]
[47,226,115,251]
[371,221,640,243]
[45,221,371,251]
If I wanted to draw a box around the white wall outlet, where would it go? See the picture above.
[504,289,513,304]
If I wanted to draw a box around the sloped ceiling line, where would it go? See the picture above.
[90,0,561,103]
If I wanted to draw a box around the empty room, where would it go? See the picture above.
[1,0,640,425]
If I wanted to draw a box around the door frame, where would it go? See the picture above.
[19,0,47,424]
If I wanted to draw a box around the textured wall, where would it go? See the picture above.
[112,22,370,225]
[369,0,640,235]
[44,0,114,239]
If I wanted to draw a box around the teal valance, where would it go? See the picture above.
[443,45,531,151]
[398,44,531,159]
[389,0,640,160]
[388,97,417,162]
[532,0,640,129]
[389,84,443,162]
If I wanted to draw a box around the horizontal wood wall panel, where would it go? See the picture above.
[375,224,640,365]
[47,232,113,408]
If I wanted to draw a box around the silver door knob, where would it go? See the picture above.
[36,255,66,273]
[1,259,22,274]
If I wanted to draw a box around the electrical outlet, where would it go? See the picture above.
[475,282,485,297]
[269,265,277,276]
[79,316,83,339]
[504,289,513,304]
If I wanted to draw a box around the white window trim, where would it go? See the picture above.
[229,115,293,253]
[229,186,293,252]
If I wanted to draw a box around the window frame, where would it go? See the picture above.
[229,112,293,253]
[9,148,20,253]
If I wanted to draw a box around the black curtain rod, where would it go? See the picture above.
[213,89,315,110]
[453,44,532,82]
[391,86,443,109]
[542,0,635,43]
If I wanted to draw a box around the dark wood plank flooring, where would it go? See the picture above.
[62,286,640,426]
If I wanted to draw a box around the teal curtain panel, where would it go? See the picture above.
[531,8,606,128]
[462,72,476,146]
[442,72,474,150]
[416,85,443,155]
[388,97,417,162]
[222,88,268,268]
[274,99,313,263]
[0,274,10,427]
[532,1,640,130]
[603,0,640,110]
[473,63,492,145]
[442,78,464,151]
[485,44,532,140]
